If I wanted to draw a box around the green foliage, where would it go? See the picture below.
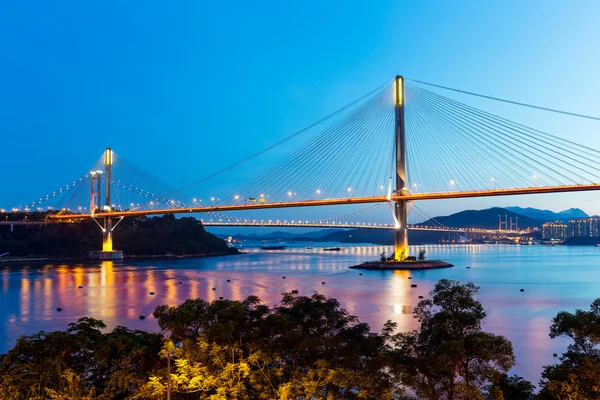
[116,215,235,256]
[380,250,387,262]
[0,213,236,257]
[538,298,600,399]
[153,295,269,344]
[389,279,517,400]
[484,374,535,400]
[0,318,163,399]
[150,293,399,399]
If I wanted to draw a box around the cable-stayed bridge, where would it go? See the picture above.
[10,76,600,259]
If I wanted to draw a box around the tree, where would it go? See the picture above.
[262,292,397,399]
[152,295,269,344]
[149,293,401,399]
[538,298,600,399]
[380,250,387,262]
[484,374,535,400]
[0,318,163,400]
[389,279,518,400]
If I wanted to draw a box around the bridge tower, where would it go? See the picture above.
[89,148,123,260]
[394,75,409,261]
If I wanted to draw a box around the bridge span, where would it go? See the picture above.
[199,220,525,235]
[48,183,600,221]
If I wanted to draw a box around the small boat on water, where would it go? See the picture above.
[323,247,341,252]
[261,245,286,250]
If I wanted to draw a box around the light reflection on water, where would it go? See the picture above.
[1,243,600,384]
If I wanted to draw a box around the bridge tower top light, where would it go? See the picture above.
[394,75,404,106]
[104,147,113,166]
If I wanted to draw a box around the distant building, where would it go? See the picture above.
[567,217,600,238]
[542,221,568,240]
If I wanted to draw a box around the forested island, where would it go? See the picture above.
[0,213,238,259]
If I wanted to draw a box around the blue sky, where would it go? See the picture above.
[2,1,600,221]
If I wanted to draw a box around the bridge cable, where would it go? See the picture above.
[406,78,600,122]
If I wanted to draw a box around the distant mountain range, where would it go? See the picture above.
[418,206,590,230]
[504,207,588,221]
[417,207,541,230]
[212,206,591,245]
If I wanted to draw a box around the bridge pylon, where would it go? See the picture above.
[90,148,123,260]
[393,75,409,261]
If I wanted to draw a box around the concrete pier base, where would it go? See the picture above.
[349,260,453,271]
[89,250,123,260]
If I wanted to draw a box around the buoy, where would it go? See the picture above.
[56,307,63,312]
[291,290,299,294]
[411,284,417,288]
[520,289,525,292]
[78,286,83,289]
[139,315,146,320]
[321,282,326,284]
[149,292,155,295]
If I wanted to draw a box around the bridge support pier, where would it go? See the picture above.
[394,200,408,260]
[102,217,113,252]
[393,75,408,261]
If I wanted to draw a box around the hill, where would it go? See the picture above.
[416,207,542,230]
[505,206,588,221]
[0,214,237,258]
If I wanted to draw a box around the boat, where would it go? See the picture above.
[261,245,286,250]
[323,247,341,252]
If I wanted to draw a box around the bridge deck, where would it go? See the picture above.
[48,183,600,220]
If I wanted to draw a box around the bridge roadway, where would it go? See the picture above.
[0,219,525,235]
[47,183,600,220]
[200,220,525,234]
[0,221,47,226]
